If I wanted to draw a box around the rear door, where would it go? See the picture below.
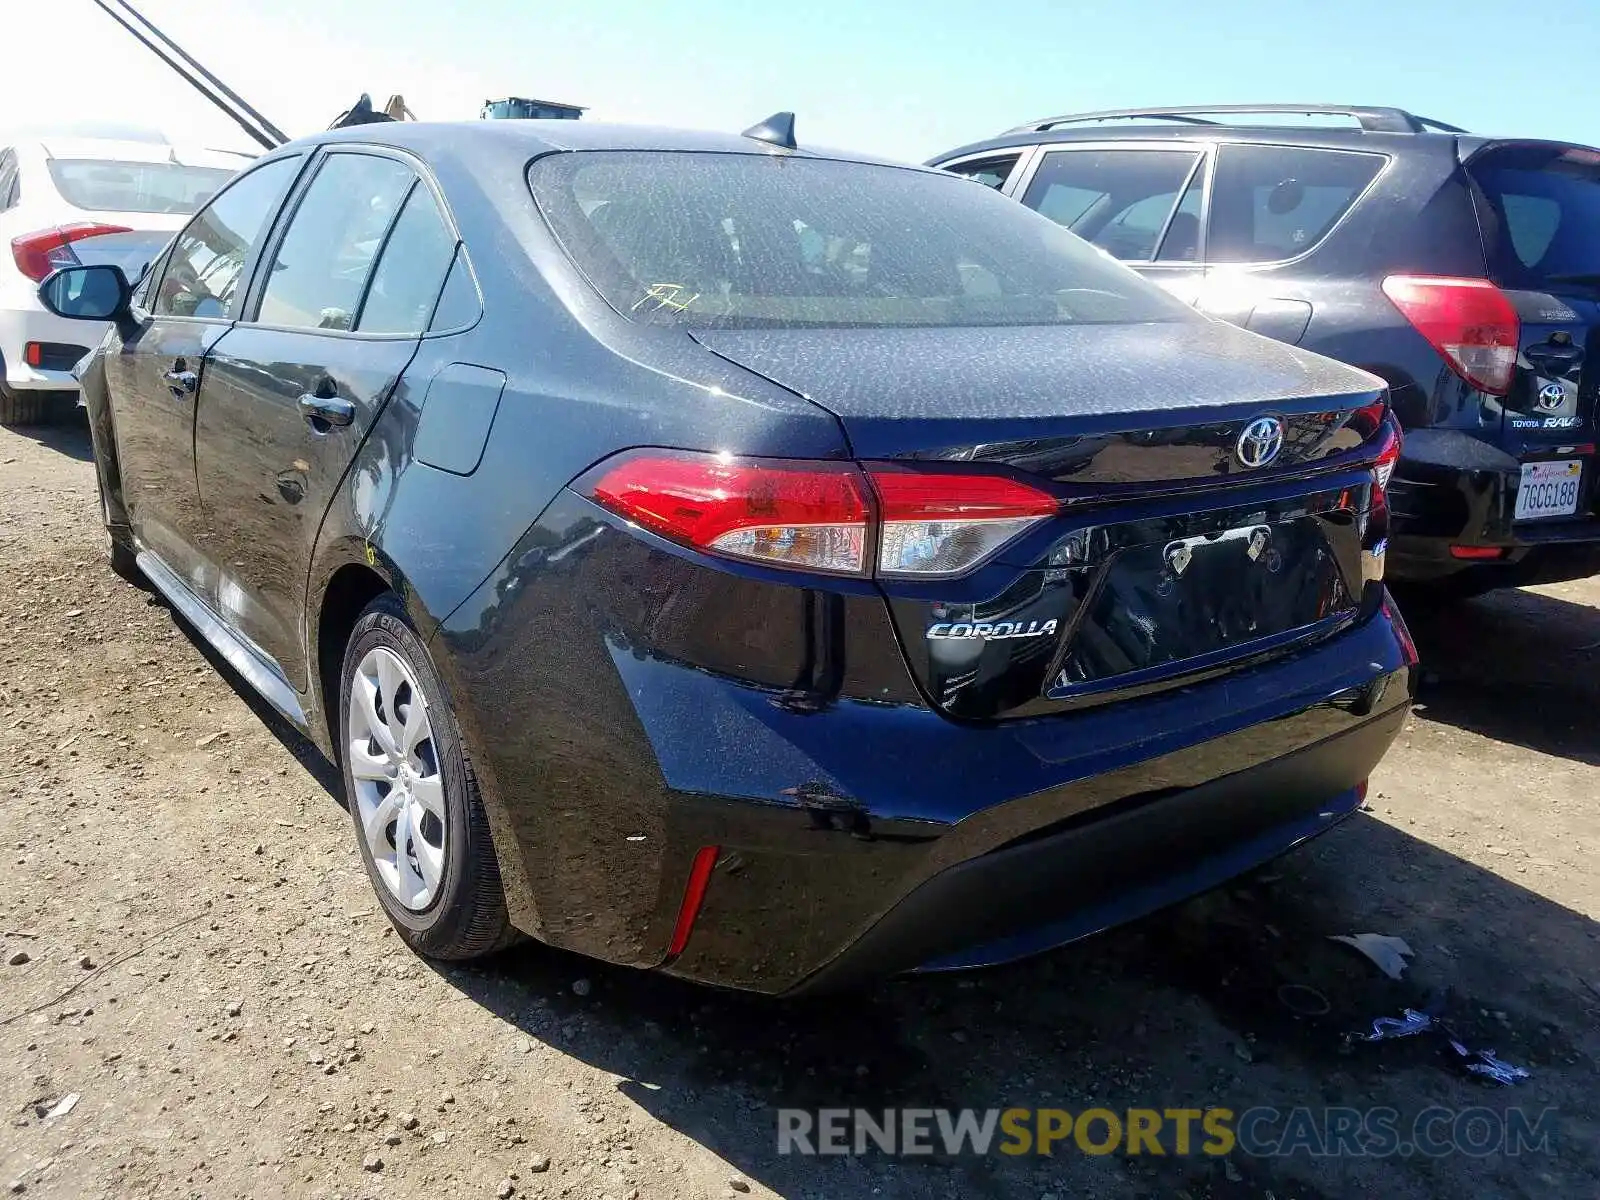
[192,148,458,692]
[1010,142,1210,304]
[101,154,304,592]
[1464,142,1600,523]
[1195,142,1388,343]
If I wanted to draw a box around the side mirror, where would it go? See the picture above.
[37,264,132,323]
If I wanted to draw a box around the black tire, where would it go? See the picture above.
[338,592,514,959]
[0,387,76,427]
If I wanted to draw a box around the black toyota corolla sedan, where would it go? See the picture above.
[41,117,1415,994]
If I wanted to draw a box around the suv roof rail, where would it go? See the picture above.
[1003,104,1469,136]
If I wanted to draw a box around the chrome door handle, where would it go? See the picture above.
[298,392,355,430]
[164,368,198,396]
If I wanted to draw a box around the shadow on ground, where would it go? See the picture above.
[156,560,1599,1199]
[437,817,1597,1200]
[1399,586,1600,766]
[6,409,92,462]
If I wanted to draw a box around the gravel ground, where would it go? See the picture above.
[1,417,1596,1200]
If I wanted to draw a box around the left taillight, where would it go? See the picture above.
[588,452,874,575]
[1371,417,1401,496]
[1380,275,1519,396]
[584,450,1060,578]
[10,222,133,283]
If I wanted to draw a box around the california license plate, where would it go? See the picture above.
[1514,459,1583,521]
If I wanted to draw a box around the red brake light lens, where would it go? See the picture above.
[10,222,134,283]
[588,452,872,574]
[585,452,1062,577]
[1381,275,1519,396]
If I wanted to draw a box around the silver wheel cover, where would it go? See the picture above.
[347,646,446,910]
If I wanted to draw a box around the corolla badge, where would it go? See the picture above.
[1235,416,1285,469]
[927,619,1059,641]
[1537,383,1566,412]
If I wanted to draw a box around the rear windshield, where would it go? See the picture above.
[47,158,237,215]
[1468,144,1600,289]
[528,151,1198,330]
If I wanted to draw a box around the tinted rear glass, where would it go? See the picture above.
[529,151,1197,330]
[47,158,237,215]
[1468,144,1600,289]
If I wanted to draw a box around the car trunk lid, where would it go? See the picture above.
[694,321,1392,720]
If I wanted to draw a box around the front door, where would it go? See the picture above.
[193,149,459,692]
[102,154,305,594]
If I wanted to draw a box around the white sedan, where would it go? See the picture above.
[0,135,250,425]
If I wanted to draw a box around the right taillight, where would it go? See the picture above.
[1381,275,1520,396]
[584,451,1059,578]
[868,466,1058,577]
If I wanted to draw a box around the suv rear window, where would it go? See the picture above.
[529,151,1196,330]
[1208,144,1385,263]
[47,158,236,216]
[1468,144,1600,289]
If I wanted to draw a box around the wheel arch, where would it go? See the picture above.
[313,558,396,757]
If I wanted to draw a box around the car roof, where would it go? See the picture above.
[933,123,1462,163]
[300,119,934,173]
[934,120,1600,166]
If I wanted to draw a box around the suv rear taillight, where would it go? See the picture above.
[10,222,133,283]
[585,451,1059,578]
[1372,417,1401,494]
[1380,275,1519,396]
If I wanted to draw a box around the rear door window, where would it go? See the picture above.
[255,153,416,332]
[1207,144,1384,263]
[1156,168,1205,262]
[1019,149,1203,261]
[1468,144,1600,289]
[356,183,457,334]
[152,155,302,319]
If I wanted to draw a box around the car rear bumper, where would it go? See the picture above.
[790,710,1397,994]
[445,572,1415,994]
[0,304,98,390]
[1387,429,1600,584]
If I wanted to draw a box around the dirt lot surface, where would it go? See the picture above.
[1,418,1596,1200]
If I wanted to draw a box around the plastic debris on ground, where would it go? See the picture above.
[1357,1008,1435,1041]
[1449,1041,1531,1086]
[1329,932,1415,980]
[1351,1007,1530,1086]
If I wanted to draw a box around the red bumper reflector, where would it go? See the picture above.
[24,342,42,367]
[1355,779,1369,803]
[1448,545,1508,560]
[667,845,721,958]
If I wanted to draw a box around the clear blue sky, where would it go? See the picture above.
[4,0,1598,160]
